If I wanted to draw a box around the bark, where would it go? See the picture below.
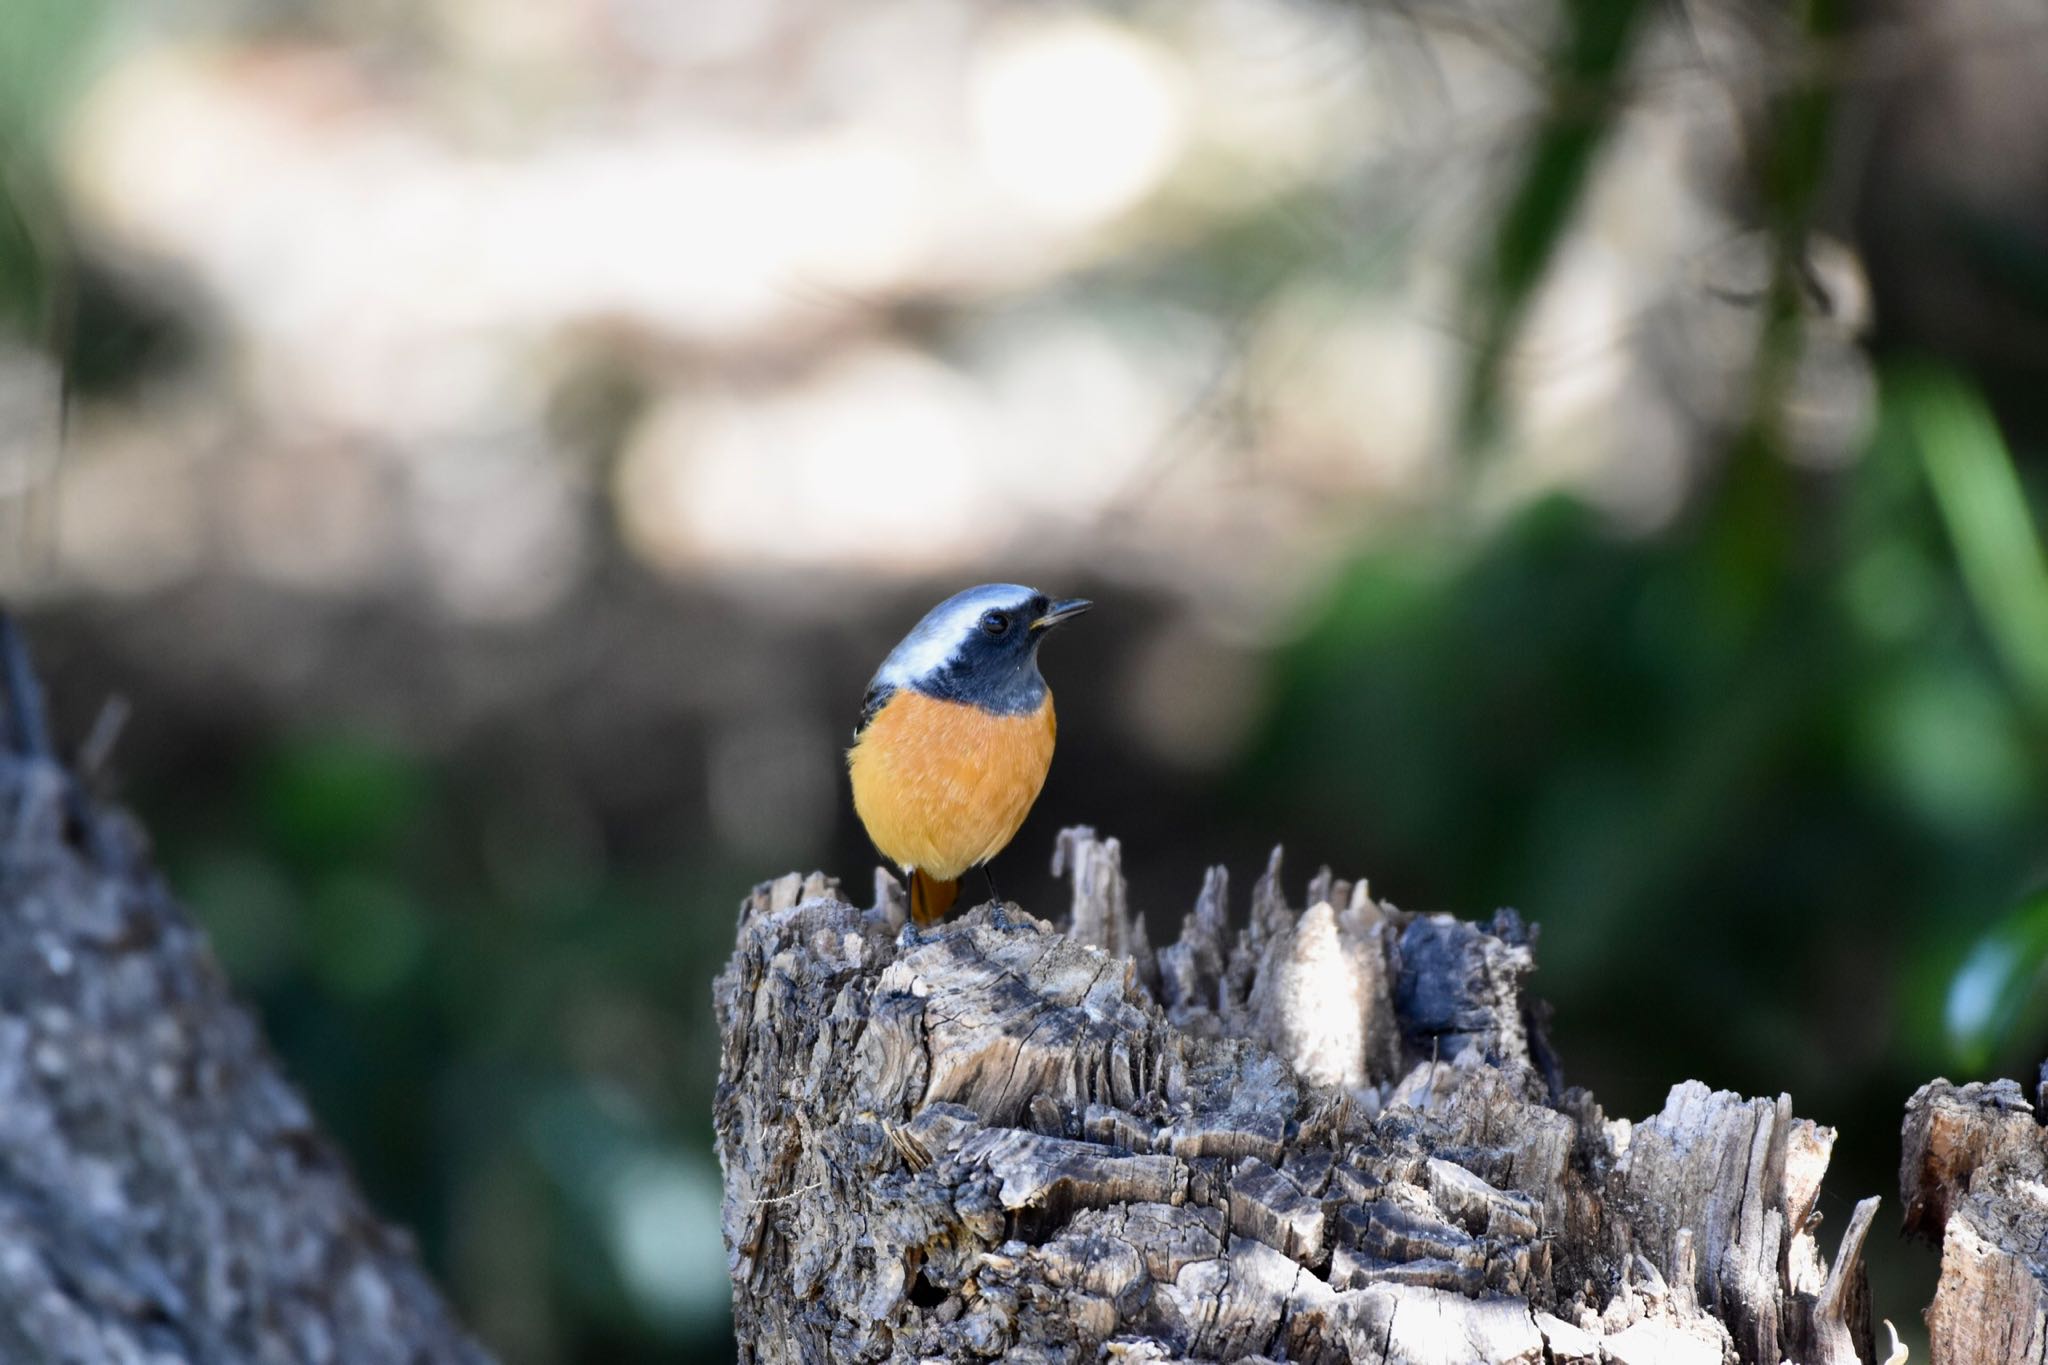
[715,827,1883,1364]
[0,620,491,1365]
[1901,1078,2048,1364]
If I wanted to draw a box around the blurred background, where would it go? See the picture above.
[6,0,2048,1357]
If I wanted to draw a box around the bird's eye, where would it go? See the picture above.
[980,610,1011,637]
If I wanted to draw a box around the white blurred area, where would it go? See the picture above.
[13,0,1871,621]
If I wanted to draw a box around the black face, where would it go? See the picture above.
[921,593,1053,714]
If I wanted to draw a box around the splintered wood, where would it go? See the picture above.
[714,830,1879,1364]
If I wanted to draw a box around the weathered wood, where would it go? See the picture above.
[715,827,1882,1363]
[0,622,491,1365]
[1901,1078,2048,1365]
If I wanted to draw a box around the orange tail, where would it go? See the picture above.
[909,869,960,927]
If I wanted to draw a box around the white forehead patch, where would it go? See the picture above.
[877,583,1038,688]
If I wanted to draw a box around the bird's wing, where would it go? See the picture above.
[853,681,895,740]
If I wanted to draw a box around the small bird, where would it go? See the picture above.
[848,584,1092,928]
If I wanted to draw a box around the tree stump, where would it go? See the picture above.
[1901,1078,2048,1364]
[714,828,1882,1364]
[0,620,490,1364]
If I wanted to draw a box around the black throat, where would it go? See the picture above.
[915,640,1047,716]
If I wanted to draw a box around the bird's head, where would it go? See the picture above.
[875,583,1092,713]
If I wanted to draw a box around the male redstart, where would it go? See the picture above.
[847,584,1091,927]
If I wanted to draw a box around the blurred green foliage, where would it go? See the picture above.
[1255,351,2048,1093]
[160,734,744,1360]
[0,1,106,133]
[1947,887,2048,1076]
[1901,363,2048,714]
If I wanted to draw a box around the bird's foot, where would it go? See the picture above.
[979,866,1009,929]
[897,919,927,949]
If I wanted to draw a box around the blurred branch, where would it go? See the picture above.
[1459,0,1650,450]
[1645,6,2048,96]
[0,610,52,759]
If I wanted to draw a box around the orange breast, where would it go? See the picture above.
[847,690,1057,881]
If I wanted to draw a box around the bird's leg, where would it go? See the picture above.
[896,871,925,947]
[982,865,1011,930]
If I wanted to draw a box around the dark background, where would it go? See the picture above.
[9,0,2048,1359]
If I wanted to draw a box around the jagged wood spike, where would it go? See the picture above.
[0,609,53,760]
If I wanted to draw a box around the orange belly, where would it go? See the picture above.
[847,690,1057,881]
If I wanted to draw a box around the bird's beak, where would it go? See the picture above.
[1031,598,1093,631]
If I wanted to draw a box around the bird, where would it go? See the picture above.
[847,583,1092,929]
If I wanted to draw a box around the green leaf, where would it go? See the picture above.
[1895,361,2048,718]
